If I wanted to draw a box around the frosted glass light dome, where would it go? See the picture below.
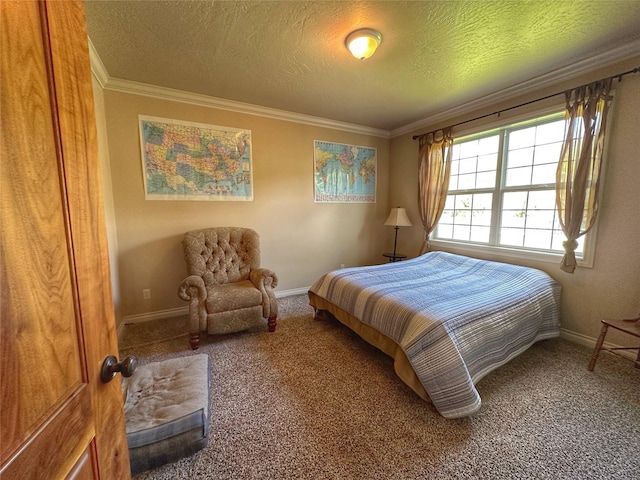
[345,28,382,60]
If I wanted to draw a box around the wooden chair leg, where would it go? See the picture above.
[588,323,609,371]
[189,332,200,350]
[268,315,277,332]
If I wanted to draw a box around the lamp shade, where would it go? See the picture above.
[345,28,382,60]
[384,207,412,227]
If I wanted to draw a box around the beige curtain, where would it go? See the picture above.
[556,78,612,273]
[418,127,453,254]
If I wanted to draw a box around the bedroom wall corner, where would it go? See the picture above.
[92,75,123,331]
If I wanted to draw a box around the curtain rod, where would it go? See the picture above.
[412,66,640,141]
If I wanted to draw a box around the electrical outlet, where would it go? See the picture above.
[340,264,345,269]
[143,289,151,300]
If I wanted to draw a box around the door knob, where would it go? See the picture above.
[101,355,137,383]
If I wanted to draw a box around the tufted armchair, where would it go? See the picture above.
[178,227,278,350]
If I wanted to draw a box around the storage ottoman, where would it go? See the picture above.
[122,354,210,474]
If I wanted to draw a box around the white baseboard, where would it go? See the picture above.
[121,286,311,325]
[559,328,594,348]
[276,286,311,297]
[560,327,635,361]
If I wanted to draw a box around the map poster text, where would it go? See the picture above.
[139,115,253,201]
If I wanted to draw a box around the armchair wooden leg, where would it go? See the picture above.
[588,323,609,371]
[189,332,200,350]
[268,315,277,332]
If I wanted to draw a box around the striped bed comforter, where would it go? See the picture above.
[309,251,561,418]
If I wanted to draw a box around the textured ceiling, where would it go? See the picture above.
[84,0,640,132]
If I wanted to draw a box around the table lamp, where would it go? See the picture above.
[384,207,412,258]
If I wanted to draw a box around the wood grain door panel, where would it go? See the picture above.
[1,1,130,478]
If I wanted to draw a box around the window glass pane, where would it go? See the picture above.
[505,166,532,186]
[460,140,479,159]
[455,194,472,210]
[478,135,499,155]
[471,194,492,229]
[435,193,493,243]
[536,119,565,144]
[453,224,471,241]
[551,230,565,251]
[501,209,525,228]
[459,157,477,174]
[500,189,559,250]
[450,159,460,176]
[478,153,498,172]
[472,209,492,227]
[531,163,557,185]
[476,171,495,189]
[455,210,472,226]
[444,195,455,209]
[528,190,556,210]
[533,143,562,165]
[509,126,536,149]
[470,225,490,242]
[450,136,499,194]
[440,210,454,223]
[500,227,524,246]
[524,229,553,249]
[451,143,461,159]
[503,191,528,210]
[473,193,493,210]
[458,173,476,190]
[507,147,534,168]
[437,223,453,238]
[449,174,459,190]
[526,210,554,229]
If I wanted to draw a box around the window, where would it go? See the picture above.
[434,112,593,263]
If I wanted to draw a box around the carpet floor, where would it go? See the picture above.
[119,294,640,479]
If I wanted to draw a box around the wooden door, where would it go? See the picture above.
[0,1,131,478]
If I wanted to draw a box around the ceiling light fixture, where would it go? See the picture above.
[345,28,382,60]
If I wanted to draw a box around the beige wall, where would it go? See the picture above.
[390,57,640,347]
[92,76,122,326]
[103,91,390,322]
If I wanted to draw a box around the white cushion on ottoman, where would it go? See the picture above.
[122,354,210,474]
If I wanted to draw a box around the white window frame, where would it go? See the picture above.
[431,105,605,268]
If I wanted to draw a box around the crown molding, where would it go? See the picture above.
[88,37,109,88]
[88,44,389,139]
[390,39,640,138]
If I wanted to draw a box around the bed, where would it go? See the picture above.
[308,251,561,419]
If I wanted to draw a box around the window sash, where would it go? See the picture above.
[434,112,591,260]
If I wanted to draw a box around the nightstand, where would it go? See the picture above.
[383,253,406,263]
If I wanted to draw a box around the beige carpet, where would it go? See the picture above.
[120,295,640,479]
